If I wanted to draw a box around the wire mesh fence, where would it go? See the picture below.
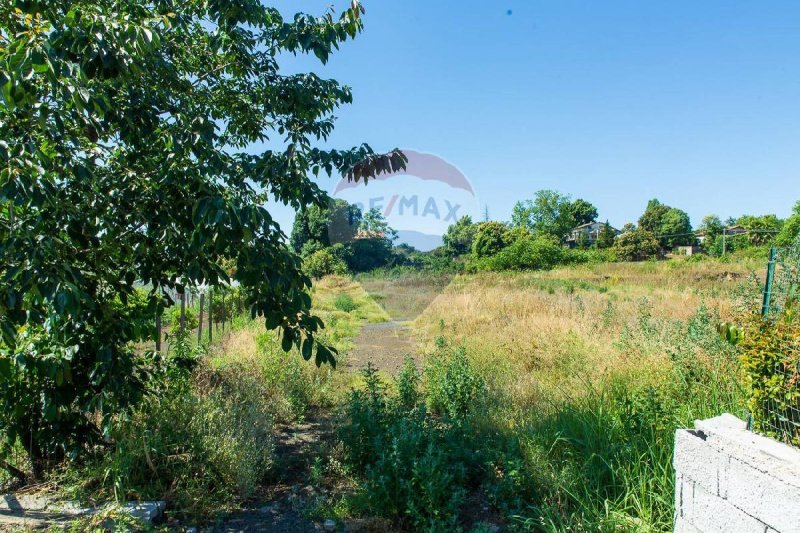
[751,240,800,446]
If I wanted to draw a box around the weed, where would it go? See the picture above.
[334,293,358,313]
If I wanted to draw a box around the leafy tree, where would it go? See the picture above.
[568,199,598,227]
[621,223,637,233]
[597,221,617,249]
[303,249,349,279]
[291,199,363,255]
[659,208,694,248]
[776,202,800,247]
[614,229,660,261]
[360,208,397,241]
[442,215,476,256]
[347,238,394,272]
[0,1,404,480]
[638,199,693,248]
[510,190,576,238]
[472,222,510,258]
[737,214,783,246]
[638,199,671,234]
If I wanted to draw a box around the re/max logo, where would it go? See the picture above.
[353,195,462,221]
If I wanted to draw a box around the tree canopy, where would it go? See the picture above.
[442,215,476,256]
[0,0,404,478]
[638,199,693,249]
[511,190,596,239]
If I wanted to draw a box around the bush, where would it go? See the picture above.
[424,346,486,420]
[614,228,660,261]
[334,293,358,313]
[467,236,563,272]
[339,362,483,530]
[472,221,510,258]
[167,305,200,334]
[303,248,349,279]
[740,311,800,445]
[63,351,273,519]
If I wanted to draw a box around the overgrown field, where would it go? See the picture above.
[348,257,760,531]
[9,258,765,532]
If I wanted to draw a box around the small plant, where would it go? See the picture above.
[424,346,485,421]
[334,293,358,313]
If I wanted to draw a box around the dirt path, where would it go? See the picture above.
[215,312,418,531]
[345,320,417,374]
[211,411,334,533]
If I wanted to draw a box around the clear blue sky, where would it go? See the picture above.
[267,0,800,232]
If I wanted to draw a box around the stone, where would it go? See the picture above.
[123,500,166,523]
[324,518,337,531]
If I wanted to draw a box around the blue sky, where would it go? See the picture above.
[265,0,800,233]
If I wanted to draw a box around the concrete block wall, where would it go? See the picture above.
[674,413,800,533]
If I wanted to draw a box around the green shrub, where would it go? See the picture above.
[424,346,486,421]
[740,311,800,445]
[63,358,273,519]
[472,221,510,258]
[468,236,563,272]
[339,363,483,530]
[334,293,358,313]
[614,228,660,261]
[167,305,200,334]
[304,248,349,279]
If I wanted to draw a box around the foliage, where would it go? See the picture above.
[359,208,397,241]
[737,214,783,246]
[347,237,394,272]
[304,249,349,279]
[740,312,800,445]
[333,293,358,313]
[442,215,477,257]
[567,198,598,227]
[339,363,479,531]
[776,201,800,247]
[596,220,617,249]
[471,221,510,258]
[0,0,405,478]
[424,345,486,421]
[291,199,363,254]
[167,305,199,334]
[614,228,660,261]
[468,235,564,272]
[638,199,694,248]
[65,362,274,519]
[510,190,578,239]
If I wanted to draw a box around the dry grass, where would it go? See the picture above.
[413,259,761,408]
[358,273,454,321]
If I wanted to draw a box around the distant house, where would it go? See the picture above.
[725,225,747,236]
[696,225,746,245]
[565,221,619,248]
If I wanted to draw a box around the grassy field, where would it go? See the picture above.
[42,256,764,531]
[381,257,758,531]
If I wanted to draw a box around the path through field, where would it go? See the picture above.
[345,320,417,374]
[214,285,420,532]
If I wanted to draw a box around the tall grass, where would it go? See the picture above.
[394,260,754,531]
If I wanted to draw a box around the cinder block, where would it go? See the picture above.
[681,478,695,520]
[689,483,767,533]
[726,457,800,533]
[674,429,722,496]
[675,516,703,533]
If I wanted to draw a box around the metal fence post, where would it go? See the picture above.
[197,293,205,343]
[208,288,213,343]
[762,247,777,316]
